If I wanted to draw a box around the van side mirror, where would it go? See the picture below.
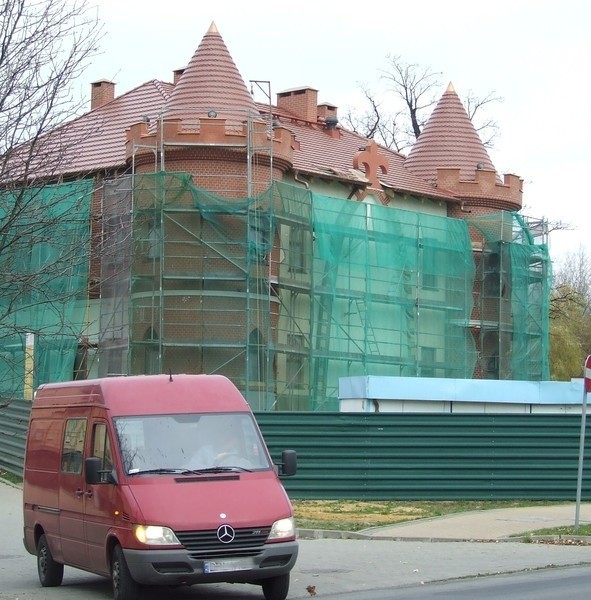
[85,457,102,484]
[85,457,116,485]
[279,450,297,477]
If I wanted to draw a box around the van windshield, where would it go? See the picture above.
[113,413,272,475]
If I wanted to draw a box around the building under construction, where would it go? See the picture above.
[0,23,551,410]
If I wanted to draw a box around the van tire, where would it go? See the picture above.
[37,534,64,587]
[111,545,139,600]
[262,573,290,600]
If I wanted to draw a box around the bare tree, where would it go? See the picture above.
[381,54,442,143]
[341,84,408,153]
[342,55,502,152]
[0,0,103,400]
[553,246,591,315]
[464,90,503,148]
[549,246,591,380]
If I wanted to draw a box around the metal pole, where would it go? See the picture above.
[575,388,589,530]
[576,355,591,530]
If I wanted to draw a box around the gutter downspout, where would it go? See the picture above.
[294,170,309,189]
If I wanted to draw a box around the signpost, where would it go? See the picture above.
[575,354,591,530]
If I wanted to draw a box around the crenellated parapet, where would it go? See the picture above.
[436,167,523,211]
[125,115,294,168]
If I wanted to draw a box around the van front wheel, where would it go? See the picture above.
[262,573,290,600]
[111,545,139,600]
[37,534,64,587]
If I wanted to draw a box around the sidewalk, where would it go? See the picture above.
[299,503,591,542]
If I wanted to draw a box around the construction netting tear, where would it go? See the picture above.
[0,180,92,400]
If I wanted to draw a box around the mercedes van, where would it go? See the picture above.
[23,374,298,600]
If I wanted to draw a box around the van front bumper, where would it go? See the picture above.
[123,541,298,586]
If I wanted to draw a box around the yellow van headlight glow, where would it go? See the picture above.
[134,525,180,546]
[268,517,295,539]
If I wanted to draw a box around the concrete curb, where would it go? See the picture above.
[297,528,372,541]
[296,528,591,545]
[0,476,22,490]
[297,528,508,543]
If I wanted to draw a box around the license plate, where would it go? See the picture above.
[203,558,254,573]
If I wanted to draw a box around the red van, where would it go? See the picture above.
[23,374,298,600]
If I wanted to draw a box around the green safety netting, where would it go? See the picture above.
[100,172,487,411]
[0,180,92,399]
[468,212,551,381]
[308,191,477,405]
[0,173,550,407]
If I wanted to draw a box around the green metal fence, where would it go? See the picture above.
[0,401,29,476]
[2,407,590,501]
[257,412,591,501]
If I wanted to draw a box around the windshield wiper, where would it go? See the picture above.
[181,466,252,474]
[128,467,186,476]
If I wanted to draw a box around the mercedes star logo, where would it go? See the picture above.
[217,524,235,544]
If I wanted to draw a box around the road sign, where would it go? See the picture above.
[585,355,591,393]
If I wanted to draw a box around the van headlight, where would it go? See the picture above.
[268,517,295,540]
[134,525,180,545]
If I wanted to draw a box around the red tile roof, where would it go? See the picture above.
[17,24,457,204]
[277,116,455,200]
[405,83,498,184]
[25,80,173,177]
[164,22,259,121]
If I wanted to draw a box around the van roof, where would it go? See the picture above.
[33,374,250,415]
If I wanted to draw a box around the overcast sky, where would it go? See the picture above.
[83,0,590,264]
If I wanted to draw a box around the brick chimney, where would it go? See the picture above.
[173,68,185,85]
[317,102,337,121]
[91,80,115,110]
[276,87,318,122]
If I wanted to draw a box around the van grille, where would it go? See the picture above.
[176,526,271,558]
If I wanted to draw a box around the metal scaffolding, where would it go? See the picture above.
[97,98,550,410]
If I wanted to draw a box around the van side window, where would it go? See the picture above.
[92,423,113,471]
[61,418,87,474]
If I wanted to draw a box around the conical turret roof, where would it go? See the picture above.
[405,83,497,184]
[164,22,259,120]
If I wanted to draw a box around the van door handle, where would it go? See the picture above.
[75,488,84,497]
[84,489,93,498]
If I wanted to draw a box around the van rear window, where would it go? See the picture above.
[26,418,62,471]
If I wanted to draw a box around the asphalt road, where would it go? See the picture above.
[4,480,591,600]
[314,565,591,600]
